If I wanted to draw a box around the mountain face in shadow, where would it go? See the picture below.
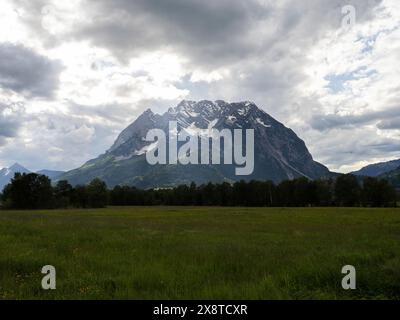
[352,159,400,177]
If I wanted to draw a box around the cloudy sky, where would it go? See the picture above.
[0,0,399,172]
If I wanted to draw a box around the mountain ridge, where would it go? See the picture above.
[351,158,400,177]
[0,163,65,191]
[0,163,30,191]
[378,166,400,188]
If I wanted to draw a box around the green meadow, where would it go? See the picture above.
[0,207,399,300]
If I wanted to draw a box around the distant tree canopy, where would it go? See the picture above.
[334,174,361,207]
[54,180,73,208]
[86,178,108,208]
[108,175,397,208]
[1,174,108,209]
[0,173,397,210]
[361,177,397,207]
[1,173,54,209]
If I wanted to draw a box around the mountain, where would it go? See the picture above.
[378,166,400,188]
[0,164,66,191]
[36,170,65,180]
[0,163,30,191]
[351,158,400,177]
[59,100,332,188]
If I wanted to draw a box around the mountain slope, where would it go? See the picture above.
[378,166,400,188]
[0,163,31,191]
[352,158,400,177]
[0,165,66,191]
[36,170,65,180]
[60,100,332,188]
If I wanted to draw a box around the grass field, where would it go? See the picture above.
[0,206,399,300]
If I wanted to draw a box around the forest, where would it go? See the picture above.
[0,172,397,209]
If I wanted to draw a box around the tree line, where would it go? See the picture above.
[0,172,398,209]
[0,173,108,209]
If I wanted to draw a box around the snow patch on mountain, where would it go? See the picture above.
[136,141,159,155]
[256,117,271,128]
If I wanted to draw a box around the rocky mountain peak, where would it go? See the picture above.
[9,163,28,172]
[60,99,332,188]
[0,163,30,190]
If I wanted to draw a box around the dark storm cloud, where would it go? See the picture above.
[68,101,135,123]
[13,0,382,69]
[71,0,381,65]
[377,117,400,130]
[0,43,63,98]
[310,106,400,131]
[0,103,24,145]
[0,119,18,138]
[72,0,268,66]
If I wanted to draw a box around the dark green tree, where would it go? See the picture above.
[71,185,89,208]
[1,173,54,209]
[362,177,397,207]
[54,180,73,208]
[86,178,108,208]
[334,174,361,207]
